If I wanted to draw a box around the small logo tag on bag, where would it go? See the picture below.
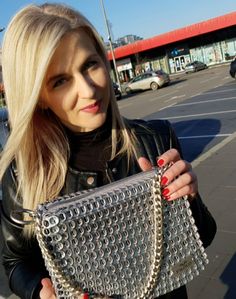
[170,256,194,277]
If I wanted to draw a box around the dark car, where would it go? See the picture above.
[0,107,8,150]
[229,58,236,78]
[185,61,208,73]
[113,82,122,100]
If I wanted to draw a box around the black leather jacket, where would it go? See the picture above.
[0,119,216,299]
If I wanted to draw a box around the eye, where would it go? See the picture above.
[53,77,67,88]
[83,60,99,71]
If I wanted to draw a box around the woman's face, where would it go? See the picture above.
[40,29,110,132]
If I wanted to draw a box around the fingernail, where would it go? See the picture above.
[83,294,89,299]
[165,195,171,201]
[161,176,168,186]
[162,188,169,196]
[157,158,164,167]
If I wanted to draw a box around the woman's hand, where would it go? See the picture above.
[138,148,198,201]
[39,278,94,299]
[40,278,56,299]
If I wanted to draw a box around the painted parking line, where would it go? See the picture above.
[165,95,186,102]
[149,90,177,102]
[192,131,236,167]
[160,110,236,120]
[190,93,201,98]
[159,102,177,111]
[178,134,231,140]
[200,76,218,83]
[173,96,236,107]
[204,88,236,94]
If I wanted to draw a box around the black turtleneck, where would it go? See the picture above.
[65,116,112,174]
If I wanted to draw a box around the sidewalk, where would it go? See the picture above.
[1,134,236,298]
[187,134,236,299]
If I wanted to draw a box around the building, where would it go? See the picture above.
[107,11,236,82]
[116,34,143,47]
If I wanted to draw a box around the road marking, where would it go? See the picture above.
[200,76,218,83]
[176,84,187,89]
[190,93,201,98]
[178,134,232,139]
[159,102,177,111]
[173,96,236,107]
[204,88,236,94]
[179,134,231,139]
[160,110,236,120]
[118,102,132,109]
[192,131,236,168]
[165,95,186,102]
[149,90,176,102]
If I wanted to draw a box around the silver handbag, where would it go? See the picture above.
[28,167,208,298]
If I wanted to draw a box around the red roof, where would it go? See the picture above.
[108,11,236,60]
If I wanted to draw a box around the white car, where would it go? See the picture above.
[124,71,170,94]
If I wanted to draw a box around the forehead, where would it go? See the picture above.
[46,29,97,73]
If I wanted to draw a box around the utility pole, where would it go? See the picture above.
[99,0,122,92]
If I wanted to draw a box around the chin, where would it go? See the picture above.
[79,113,107,132]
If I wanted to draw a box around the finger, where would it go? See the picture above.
[40,278,55,299]
[162,172,198,201]
[138,157,152,171]
[157,149,181,167]
[161,160,192,186]
[164,183,198,201]
[41,278,53,288]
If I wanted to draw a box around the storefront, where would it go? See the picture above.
[108,11,236,75]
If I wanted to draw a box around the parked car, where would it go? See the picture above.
[124,70,170,94]
[113,82,122,100]
[229,58,236,78]
[185,61,208,73]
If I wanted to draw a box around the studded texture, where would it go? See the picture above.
[35,167,208,299]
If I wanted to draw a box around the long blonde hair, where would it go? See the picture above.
[0,3,137,236]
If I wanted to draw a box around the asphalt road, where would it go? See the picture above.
[118,63,236,161]
[1,63,235,299]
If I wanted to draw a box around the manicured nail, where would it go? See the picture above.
[165,195,171,201]
[161,176,168,186]
[162,188,170,196]
[83,293,89,299]
[157,159,164,167]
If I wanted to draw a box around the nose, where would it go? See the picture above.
[76,74,96,99]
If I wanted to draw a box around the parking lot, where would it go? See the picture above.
[1,63,236,299]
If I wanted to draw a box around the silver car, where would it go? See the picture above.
[124,71,170,94]
[185,61,207,73]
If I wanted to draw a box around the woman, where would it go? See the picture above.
[0,3,216,299]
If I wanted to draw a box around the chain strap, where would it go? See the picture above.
[139,169,163,299]
[36,168,164,299]
[35,221,83,298]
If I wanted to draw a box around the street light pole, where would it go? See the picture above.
[99,0,122,92]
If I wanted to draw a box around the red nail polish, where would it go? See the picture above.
[157,159,164,167]
[161,176,168,186]
[165,195,171,200]
[83,293,89,299]
[162,188,169,196]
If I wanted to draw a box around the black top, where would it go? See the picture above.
[65,116,112,185]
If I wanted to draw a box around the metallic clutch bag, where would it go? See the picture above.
[32,167,208,298]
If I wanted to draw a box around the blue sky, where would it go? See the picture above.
[0,0,236,44]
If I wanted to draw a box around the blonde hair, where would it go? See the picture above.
[0,3,137,236]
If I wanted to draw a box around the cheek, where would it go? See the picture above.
[47,90,77,112]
